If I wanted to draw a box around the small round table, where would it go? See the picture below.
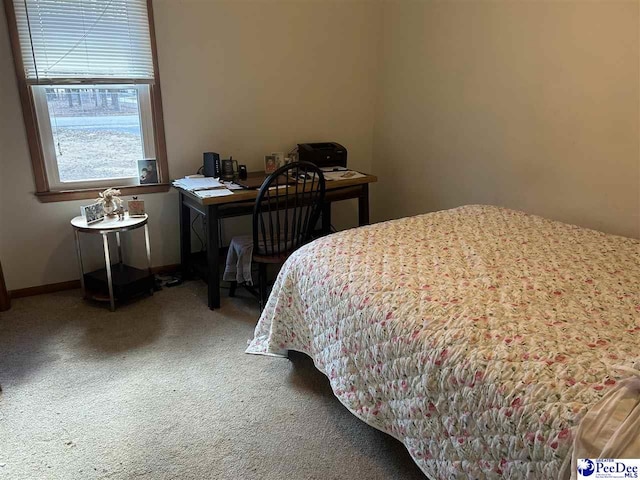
[71,214,152,311]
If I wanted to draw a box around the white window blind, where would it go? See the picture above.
[13,0,155,84]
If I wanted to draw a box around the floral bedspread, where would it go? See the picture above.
[246,205,640,479]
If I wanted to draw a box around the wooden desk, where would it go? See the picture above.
[175,171,377,309]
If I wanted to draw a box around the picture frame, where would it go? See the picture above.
[127,198,146,217]
[81,202,105,224]
[271,152,285,168]
[264,155,278,174]
[138,159,158,184]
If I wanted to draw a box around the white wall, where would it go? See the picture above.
[2,0,639,291]
[0,0,381,290]
[372,1,640,238]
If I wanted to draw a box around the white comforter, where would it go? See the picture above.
[247,205,640,479]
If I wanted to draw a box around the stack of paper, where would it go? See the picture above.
[195,188,234,199]
[323,170,366,181]
[173,176,223,191]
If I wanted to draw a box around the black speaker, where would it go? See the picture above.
[238,164,247,180]
[203,152,220,177]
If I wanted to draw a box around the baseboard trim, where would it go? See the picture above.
[152,264,181,276]
[8,264,181,299]
[10,280,81,299]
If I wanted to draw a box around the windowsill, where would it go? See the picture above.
[35,183,170,203]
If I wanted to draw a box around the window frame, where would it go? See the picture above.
[3,0,169,203]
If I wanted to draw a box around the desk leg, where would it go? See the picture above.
[179,193,191,280]
[74,230,86,298]
[358,184,370,226]
[206,204,221,309]
[144,224,153,295]
[102,233,115,312]
[322,203,332,235]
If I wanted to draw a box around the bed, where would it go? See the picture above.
[246,205,640,479]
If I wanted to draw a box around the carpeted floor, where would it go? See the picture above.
[0,281,425,479]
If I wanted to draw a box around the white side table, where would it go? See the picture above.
[71,214,152,311]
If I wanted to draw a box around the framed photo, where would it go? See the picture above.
[128,198,146,217]
[81,202,105,224]
[138,159,158,184]
[264,155,278,174]
[271,152,285,168]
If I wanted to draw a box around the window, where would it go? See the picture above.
[5,0,168,201]
[33,84,155,188]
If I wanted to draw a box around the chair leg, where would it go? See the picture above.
[229,280,237,297]
[258,263,268,311]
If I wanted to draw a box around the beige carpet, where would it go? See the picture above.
[0,281,425,479]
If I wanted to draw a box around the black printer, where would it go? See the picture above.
[297,142,347,169]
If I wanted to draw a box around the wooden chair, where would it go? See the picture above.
[228,161,326,310]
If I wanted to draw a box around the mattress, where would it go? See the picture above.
[247,205,640,479]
